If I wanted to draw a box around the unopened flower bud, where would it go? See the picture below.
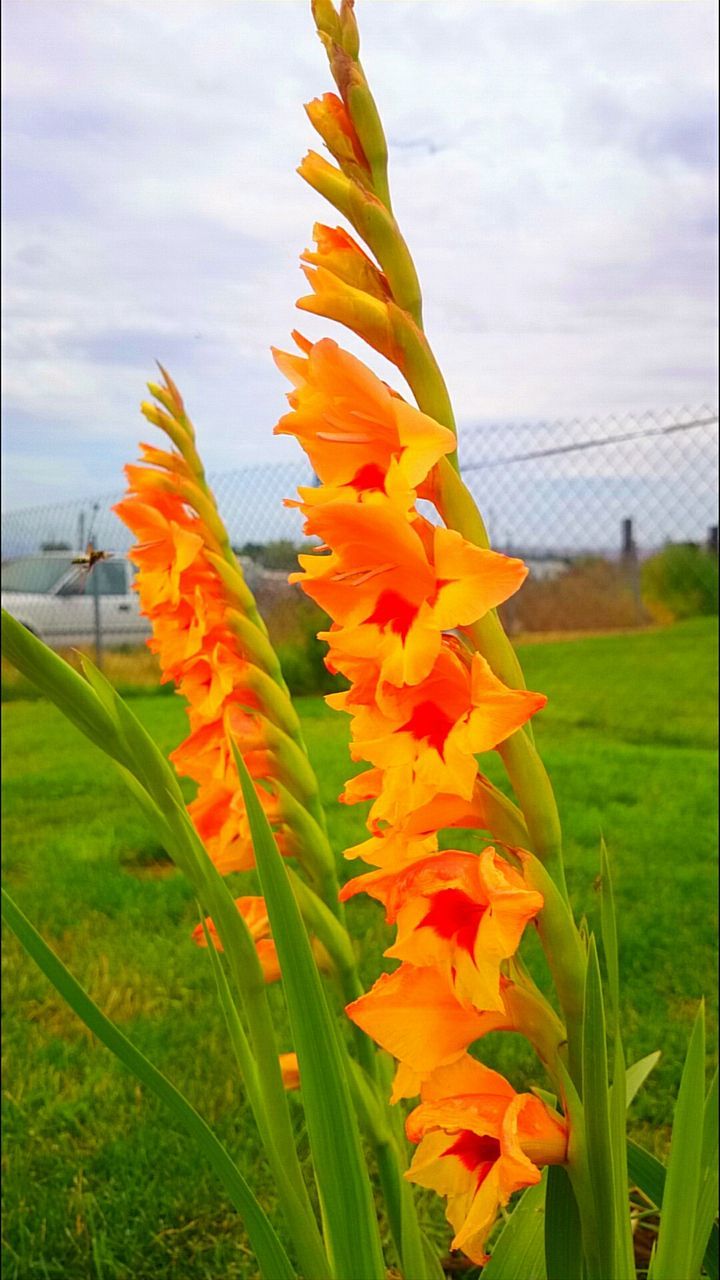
[302,224,390,300]
[305,93,370,185]
[297,263,399,365]
[297,152,421,321]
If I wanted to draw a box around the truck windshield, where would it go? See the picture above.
[1,557,75,594]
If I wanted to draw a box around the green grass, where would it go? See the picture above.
[2,618,717,1278]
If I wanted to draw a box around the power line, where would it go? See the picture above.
[461,414,719,470]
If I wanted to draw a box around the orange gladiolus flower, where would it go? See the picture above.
[114,495,209,611]
[341,778,500,848]
[187,778,292,875]
[343,826,439,872]
[336,644,546,821]
[405,1055,567,1264]
[177,643,260,721]
[295,501,527,687]
[193,895,282,984]
[346,963,499,1099]
[341,847,543,1012]
[273,337,455,506]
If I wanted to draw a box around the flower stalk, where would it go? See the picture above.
[4,5,714,1279]
[290,0,603,1265]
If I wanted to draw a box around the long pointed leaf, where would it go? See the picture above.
[161,797,331,1280]
[482,1174,547,1279]
[1,889,296,1280]
[544,1165,582,1280]
[652,1003,705,1280]
[610,1034,636,1278]
[690,1067,719,1280]
[3,621,328,1277]
[599,845,634,1277]
[626,1051,661,1108]
[198,915,264,1122]
[235,747,386,1280]
[598,839,620,1026]
[198,917,333,1279]
[627,1139,665,1206]
[583,935,618,1280]
[628,1139,719,1280]
[2,610,124,761]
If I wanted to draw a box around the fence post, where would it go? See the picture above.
[621,517,635,560]
[707,525,718,556]
[621,517,644,625]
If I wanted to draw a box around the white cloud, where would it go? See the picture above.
[1,0,717,509]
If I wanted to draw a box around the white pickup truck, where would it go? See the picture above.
[1,552,151,649]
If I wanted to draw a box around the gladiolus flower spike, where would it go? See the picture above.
[4,6,709,1280]
[267,4,583,1263]
[114,371,340,927]
[275,259,560,1265]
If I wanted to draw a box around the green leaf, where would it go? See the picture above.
[652,1003,706,1280]
[531,1087,558,1111]
[627,1138,718,1280]
[1,889,296,1280]
[196,913,332,1279]
[703,1230,719,1280]
[690,1068,719,1280]
[598,846,634,1277]
[544,1165,581,1280]
[609,1033,636,1278]
[598,839,620,1027]
[2,619,327,1278]
[79,653,187,816]
[627,1138,665,1206]
[234,746,386,1280]
[482,1174,547,1279]
[198,913,263,1123]
[701,1067,718,1171]
[162,799,331,1280]
[626,1051,661,1108]
[582,936,618,1280]
[1,609,123,761]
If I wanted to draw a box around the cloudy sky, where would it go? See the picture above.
[2,0,718,511]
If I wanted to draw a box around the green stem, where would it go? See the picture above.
[201,914,331,1279]
[346,1052,438,1280]
[166,805,321,1224]
[357,288,570,893]
[300,872,434,1277]
[434,463,567,889]
[522,853,586,1088]
[497,733,566,895]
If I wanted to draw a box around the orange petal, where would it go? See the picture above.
[346,964,487,1078]
[279,1052,301,1090]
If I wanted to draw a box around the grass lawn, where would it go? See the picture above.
[2,617,717,1279]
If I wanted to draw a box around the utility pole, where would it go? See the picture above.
[89,504,103,670]
[620,517,636,561]
[621,517,644,624]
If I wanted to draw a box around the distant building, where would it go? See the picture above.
[523,556,571,581]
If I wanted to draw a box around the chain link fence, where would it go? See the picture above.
[2,406,717,685]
